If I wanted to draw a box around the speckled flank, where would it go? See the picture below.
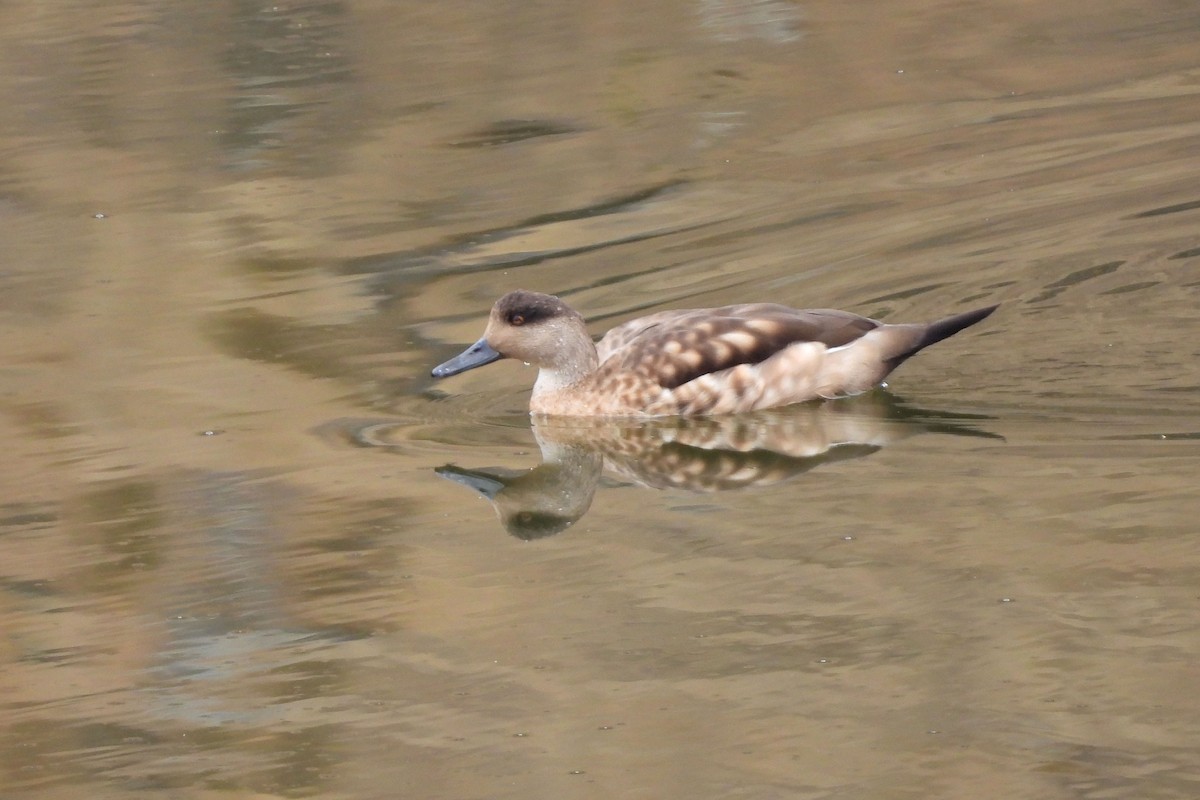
[434,290,999,417]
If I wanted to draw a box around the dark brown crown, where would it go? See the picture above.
[493,290,574,326]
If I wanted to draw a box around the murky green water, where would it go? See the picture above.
[2,1,1199,798]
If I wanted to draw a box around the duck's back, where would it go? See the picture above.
[533,301,996,417]
[597,305,882,386]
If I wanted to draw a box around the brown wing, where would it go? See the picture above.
[595,309,694,363]
[598,304,881,391]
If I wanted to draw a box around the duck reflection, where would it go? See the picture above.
[437,393,998,539]
[436,445,602,540]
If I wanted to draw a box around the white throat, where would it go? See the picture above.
[532,366,578,399]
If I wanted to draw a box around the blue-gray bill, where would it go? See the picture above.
[431,338,501,378]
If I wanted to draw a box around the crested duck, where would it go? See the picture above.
[431,290,998,416]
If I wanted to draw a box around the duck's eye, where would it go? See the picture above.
[510,314,525,326]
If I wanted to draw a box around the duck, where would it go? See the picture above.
[431,290,998,417]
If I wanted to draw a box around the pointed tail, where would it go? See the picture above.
[887,304,999,369]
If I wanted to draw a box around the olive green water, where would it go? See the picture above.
[2,2,1199,798]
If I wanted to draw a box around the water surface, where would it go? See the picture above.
[2,1,1199,798]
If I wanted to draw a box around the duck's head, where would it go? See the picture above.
[431,290,590,379]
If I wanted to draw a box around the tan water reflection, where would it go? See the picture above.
[404,395,995,537]
[3,0,1200,798]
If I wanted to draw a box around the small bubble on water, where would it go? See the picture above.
[569,770,586,775]
[999,597,1014,603]
[93,212,107,219]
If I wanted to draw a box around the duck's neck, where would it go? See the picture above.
[530,332,600,403]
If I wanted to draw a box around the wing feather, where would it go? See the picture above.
[597,305,880,391]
